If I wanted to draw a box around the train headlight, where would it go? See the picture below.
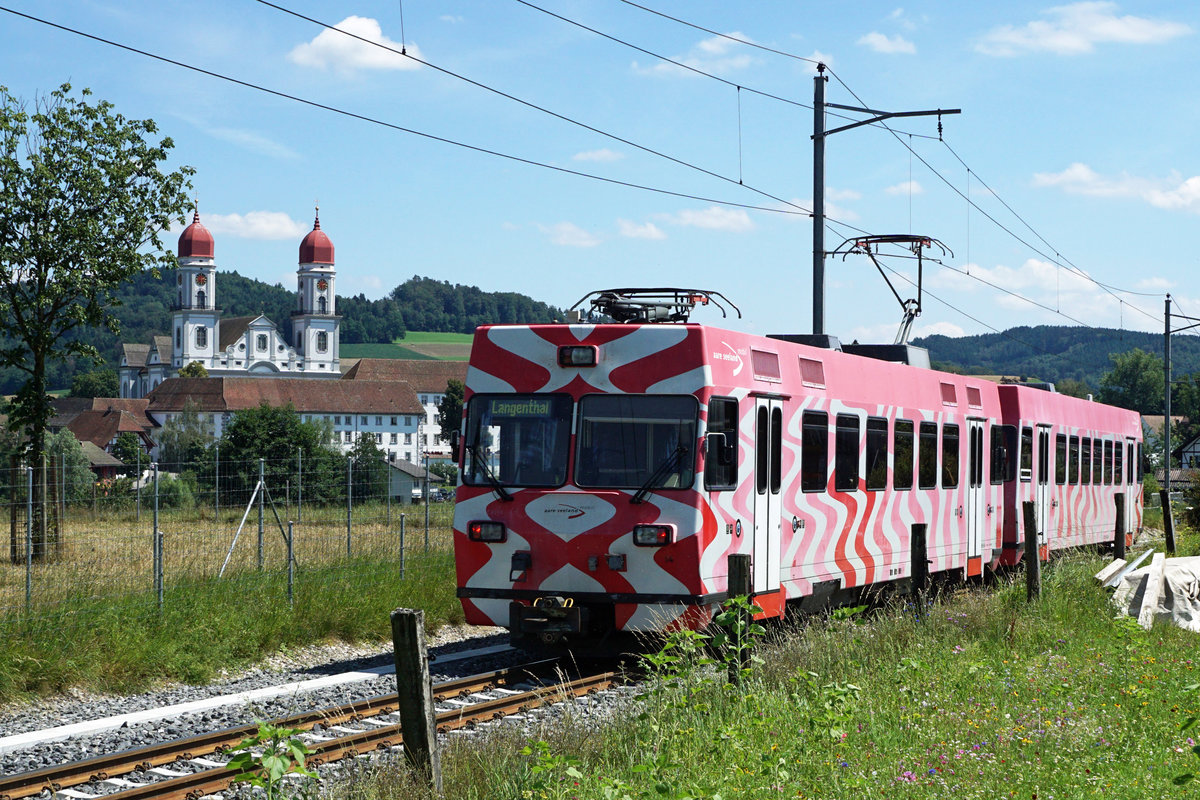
[557,345,598,367]
[468,521,507,542]
[633,524,674,547]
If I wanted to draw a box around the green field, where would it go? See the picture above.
[342,331,474,362]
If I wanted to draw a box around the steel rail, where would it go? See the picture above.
[0,660,560,800]
[101,670,620,800]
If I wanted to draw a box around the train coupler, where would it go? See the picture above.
[510,597,587,645]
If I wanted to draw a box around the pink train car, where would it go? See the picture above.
[452,294,1142,647]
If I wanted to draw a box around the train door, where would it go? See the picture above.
[966,419,985,574]
[752,398,782,594]
[1036,425,1051,548]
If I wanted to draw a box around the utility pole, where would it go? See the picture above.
[811,63,959,335]
[1164,293,1200,494]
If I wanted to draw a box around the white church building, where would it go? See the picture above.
[120,209,342,397]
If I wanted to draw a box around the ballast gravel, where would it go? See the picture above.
[0,626,526,777]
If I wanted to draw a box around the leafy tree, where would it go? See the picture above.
[429,461,457,484]
[437,379,464,443]
[178,361,208,378]
[218,403,344,504]
[1097,348,1163,414]
[1055,377,1092,399]
[69,369,118,398]
[348,434,388,502]
[0,83,191,558]
[155,399,214,473]
[111,432,144,474]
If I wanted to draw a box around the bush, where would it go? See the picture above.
[157,473,197,509]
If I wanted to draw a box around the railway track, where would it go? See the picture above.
[0,662,623,800]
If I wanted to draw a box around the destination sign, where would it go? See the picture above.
[488,397,554,418]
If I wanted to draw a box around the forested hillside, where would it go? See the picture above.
[0,273,564,394]
[912,326,1195,390]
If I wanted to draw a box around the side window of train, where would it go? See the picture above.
[1137,443,1144,482]
[1103,440,1113,484]
[941,423,960,488]
[893,419,915,490]
[704,397,738,491]
[865,416,888,490]
[1020,426,1034,482]
[918,421,938,490]
[801,411,828,492]
[990,424,1016,484]
[1068,436,1080,485]
[1055,434,1067,485]
[835,414,861,492]
[770,407,783,495]
[1114,441,1124,486]
[1081,437,1092,485]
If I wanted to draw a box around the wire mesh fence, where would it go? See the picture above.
[0,455,454,633]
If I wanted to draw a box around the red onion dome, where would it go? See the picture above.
[177,210,214,258]
[299,210,334,265]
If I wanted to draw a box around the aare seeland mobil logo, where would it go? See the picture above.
[528,493,617,537]
[714,343,744,376]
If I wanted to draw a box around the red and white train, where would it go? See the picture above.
[452,289,1143,647]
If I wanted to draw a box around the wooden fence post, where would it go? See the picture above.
[726,553,753,685]
[391,608,442,794]
[1159,489,1175,555]
[1022,501,1040,601]
[1114,493,1126,561]
[911,523,928,619]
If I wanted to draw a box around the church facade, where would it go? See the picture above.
[119,209,342,398]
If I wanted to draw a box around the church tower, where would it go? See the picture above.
[291,209,340,374]
[173,209,220,370]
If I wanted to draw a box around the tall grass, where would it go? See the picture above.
[327,537,1200,799]
[0,549,461,702]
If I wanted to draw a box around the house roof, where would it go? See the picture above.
[340,359,466,393]
[51,398,155,432]
[66,408,154,449]
[388,459,433,480]
[219,316,257,352]
[146,376,424,415]
[122,343,151,369]
[151,336,172,364]
[79,440,123,468]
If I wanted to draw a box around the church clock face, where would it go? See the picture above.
[195,274,207,286]
[317,279,328,291]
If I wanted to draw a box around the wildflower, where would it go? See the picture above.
[897,771,918,782]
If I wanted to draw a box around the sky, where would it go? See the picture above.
[2,1,1198,347]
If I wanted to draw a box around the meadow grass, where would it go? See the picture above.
[0,501,460,703]
[327,530,1200,799]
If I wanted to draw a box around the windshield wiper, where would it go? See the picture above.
[468,443,513,502]
[631,445,688,505]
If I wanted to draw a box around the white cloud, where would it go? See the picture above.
[633,32,756,77]
[857,32,916,54]
[357,275,384,290]
[207,128,299,160]
[659,206,755,232]
[541,222,600,247]
[885,180,924,196]
[205,211,308,240]
[618,219,667,240]
[573,148,624,163]
[976,2,1191,57]
[439,15,464,24]
[1034,163,1200,213]
[288,16,423,73]
[803,50,835,75]
[913,320,967,338]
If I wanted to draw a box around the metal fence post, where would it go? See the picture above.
[297,446,302,523]
[287,520,295,608]
[257,458,265,571]
[154,463,163,612]
[25,465,32,614]
[346,457,353,558]
[214,444,219,521]
[399,513,406,580]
